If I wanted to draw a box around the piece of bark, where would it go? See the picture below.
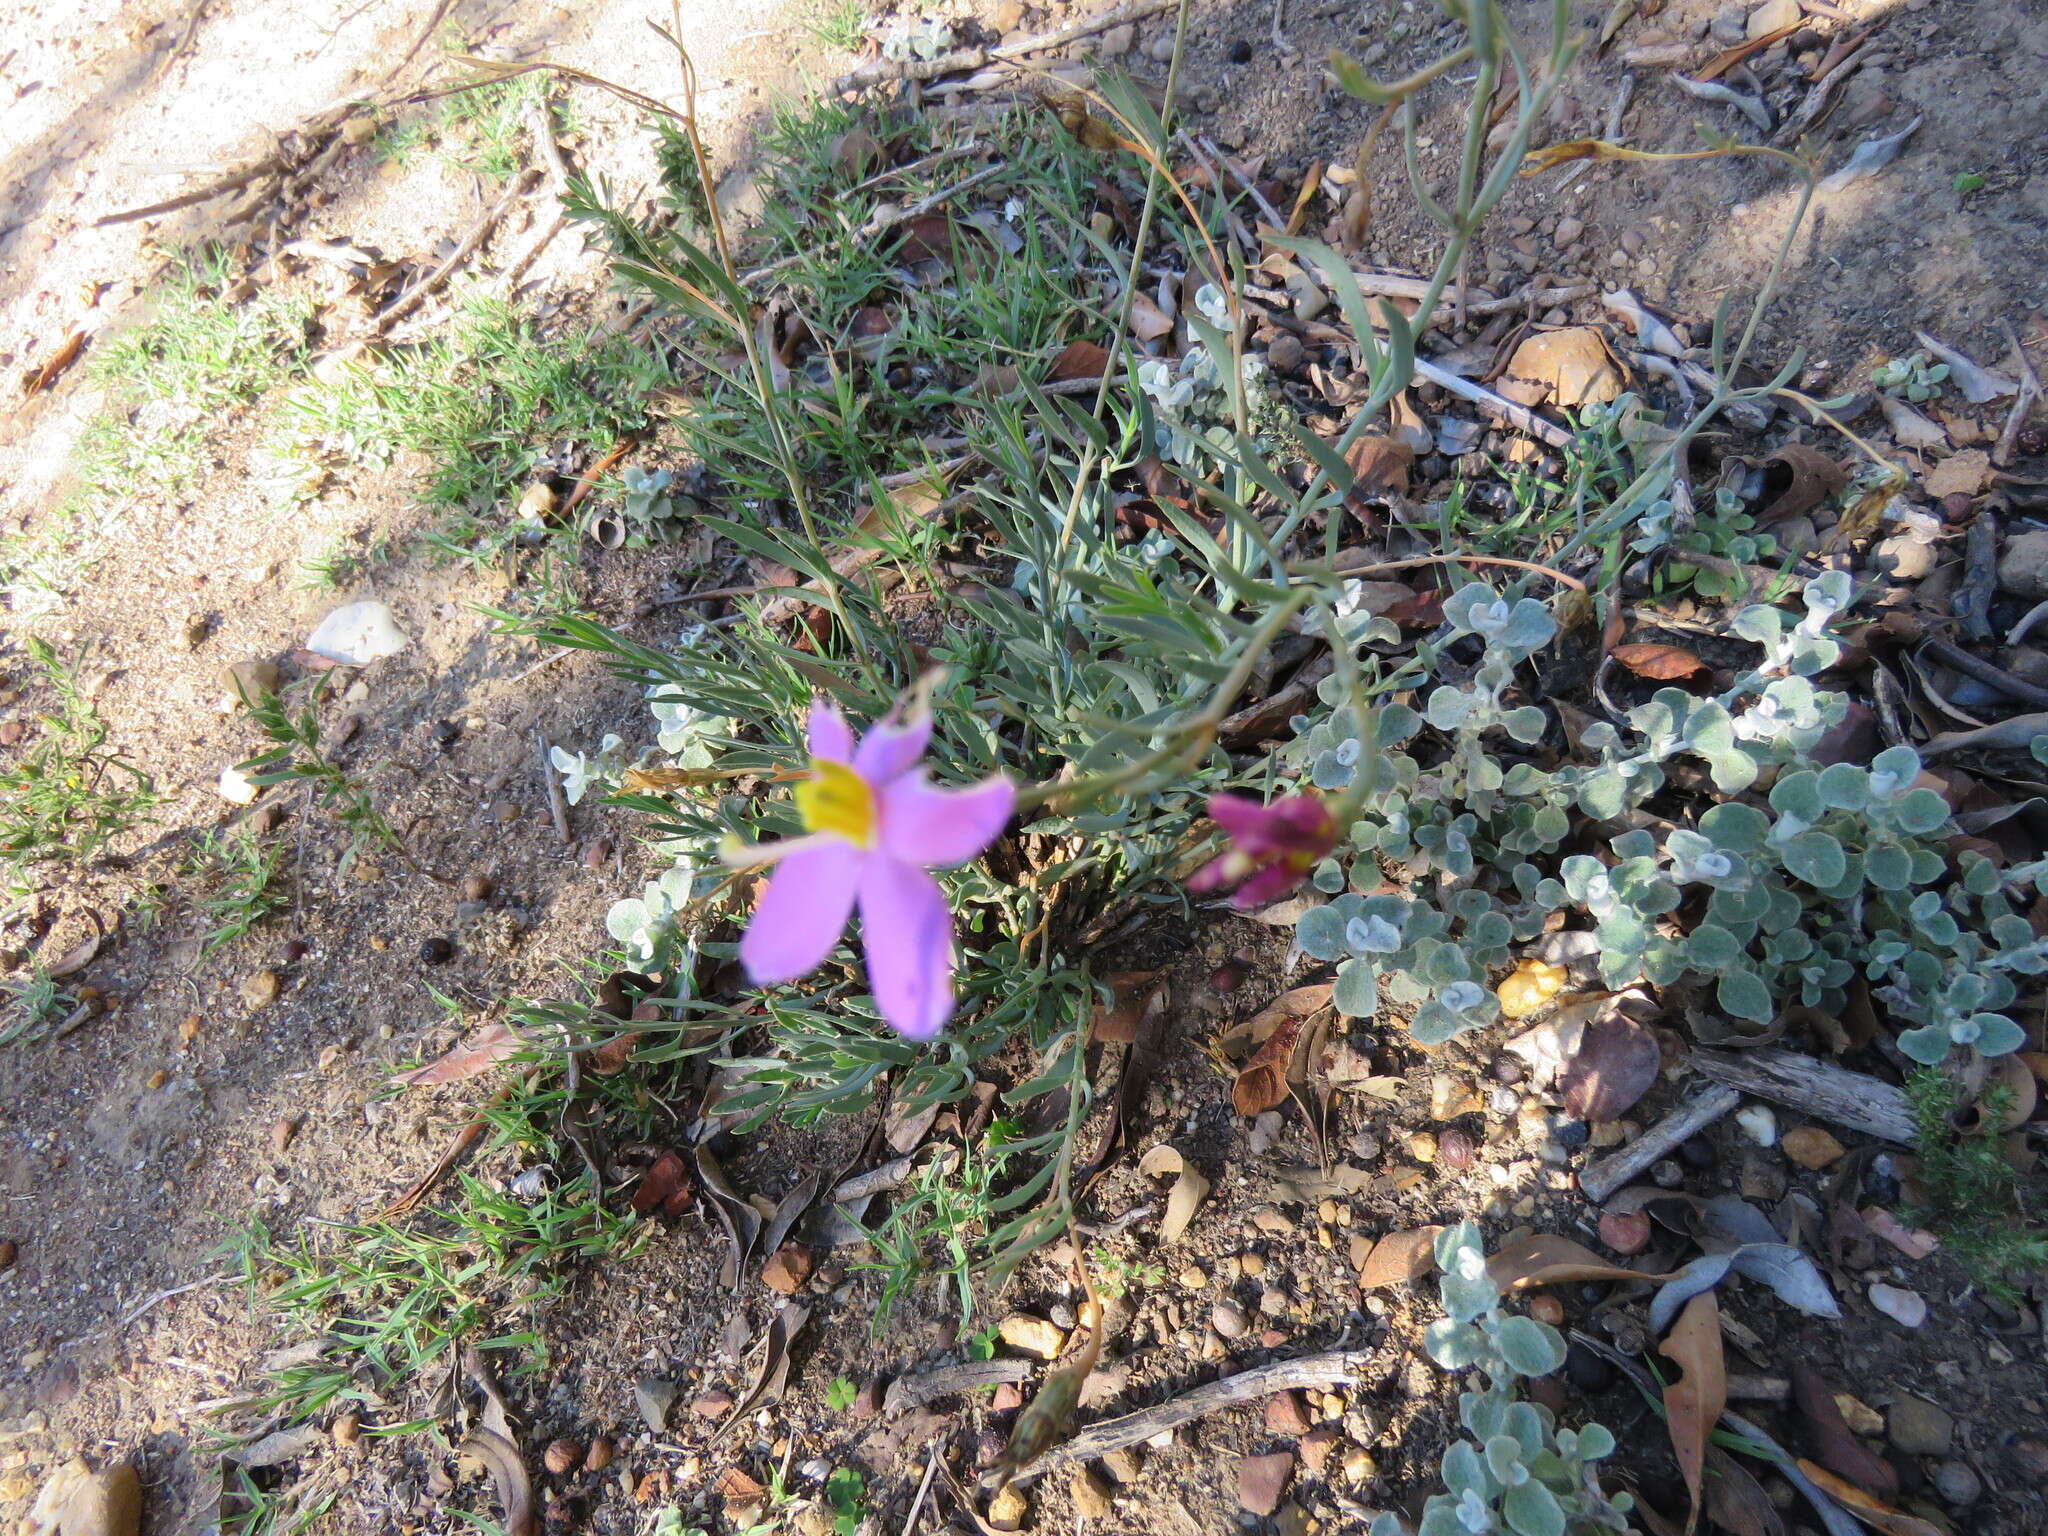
[828,0,1175,93]
[1689,1049,1914,1145]
[1578,1086,1740,1203]
[1034,1353,1373,1470]
[1952,506,1998,643]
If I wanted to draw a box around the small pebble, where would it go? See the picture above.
[1736,1105,1778,1147]
[584,1439,615,1473]
[1563,1342,1614,1393]
[1240,1251,1266,1278]
[1527,1293,1565,1327]
[332,1412,360,1447]
[1177,1265,1209,1291]
[1554,1119,1589,1149]
[1599,1210,1651,1256]
[1781,1126,1846,1170]
[1266,333,1305,373]
[1868,1282,1927,1328]
[460,873,495,903]
[1679,1136,1716,1169]
[1931,1460,1981,1508]
[1408,1132,1439,1164]
[1651,1159,1686,1189]
[1212,1300,1249,1340]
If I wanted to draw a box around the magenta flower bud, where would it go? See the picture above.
[1188,791,1340,909]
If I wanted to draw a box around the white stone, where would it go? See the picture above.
[216,766,260,805]
[1736,1105,1778,1148]
[1868,1282,1927,1328]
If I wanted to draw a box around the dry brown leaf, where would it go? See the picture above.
[1758,443,1849,523]
[1129,293,1174,342]
[1234,1016,1305,1117]
[397,1022,522,1086]
[1660,1290,1725,1533]
[631,1151,693,1218]
[1498,327,1624,409]
[1922,447,1990,499]
[1703,1447,1785,1536]
[1611,643,1709,681]
[831,124,883,180]
[1343,433,1414,502]
[1560,1015,1663,1121]
[1485,1233,1654,1291]
[1050,339,1110,382]
[1792,1367,1897,1496]
[458,1429,537,1536]
[20,329,86,396]
[1792,1463,1946,1536]
[1356,1225,1442,1289]
[897,214,956,265]
[1695,22,1800,80]
[1094,970,1167,1045]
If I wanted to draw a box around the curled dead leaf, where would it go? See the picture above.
[1758,443,1849,524]
[1560,1015,1663,1122]
[1233,1016,1304,1117]
[1050,339,1110,382]
[1792,1462,1945,1536]
[1342,434,1413,503]
[1498,326,1624,410]
[1659,1290,1725,1532]
[1160,1167,1211,1244]
[896,214,956,265]
[1611,643,1709,681]
[458,1429,537,1536]
[397,1022,522,1086]
[1357,1225,1443,1289]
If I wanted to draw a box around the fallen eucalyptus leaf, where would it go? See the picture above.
[1660,1291,1726,1531]
[1821,116,1924,193]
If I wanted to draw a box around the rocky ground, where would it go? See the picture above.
[2,2,2046,1536]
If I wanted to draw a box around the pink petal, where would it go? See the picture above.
[740,841,862,985]
[1232,863,1306,910]
[1207,792,1284,851]
[879,772,1014,867]
[808,699,855,763]
[853,710,933,784]
[856,855,954,1040]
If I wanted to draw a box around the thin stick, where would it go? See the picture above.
[1034,1352,1374,1469]
[376,168,540,327]
[1330,549,1589,592]
[536,733,570,843]
[1920,634,2048,709]
[1578,1085,1739,1203]
[1411,354,1575,448]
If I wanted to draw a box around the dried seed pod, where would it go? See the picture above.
[1439,1129,1475,1169]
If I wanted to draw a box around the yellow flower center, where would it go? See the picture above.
[793,759,877,848]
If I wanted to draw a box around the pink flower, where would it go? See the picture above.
[1189,791,1340,909]
[736,699,1015,1040]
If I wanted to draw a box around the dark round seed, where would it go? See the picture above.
[280,938,308,965]
[1679,1136,1716,1169]
[1564,1342,1615,1393]
[1440,1129,1475,1169]
[433,720,461,748]
[1941,492,1974,523]
[1490,1056,1526,1087]
[419,936,455,965]
[1227,38,1252,63]
[2018,425,2048,457]
[1555,1118,1590,1148]
[1210,958,1248,992]
[1652,1158,1685,1189]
